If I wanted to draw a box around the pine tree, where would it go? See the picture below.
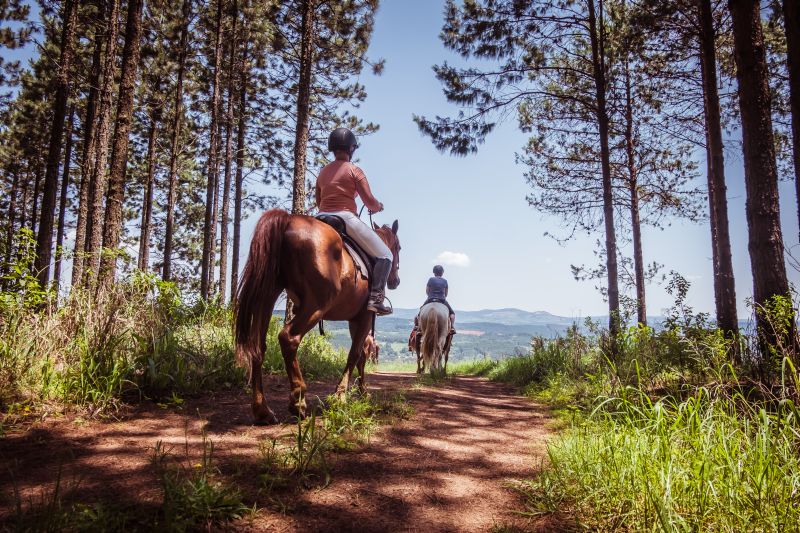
[729,0,795,354]
[34,0,78,289]
[100,0,145,285]
[53,104,76,293]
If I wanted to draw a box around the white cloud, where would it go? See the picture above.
[433,251,470,268]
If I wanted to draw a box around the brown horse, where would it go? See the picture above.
[235,209,400,424]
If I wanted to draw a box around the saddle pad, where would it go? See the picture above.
[344,241,369,280]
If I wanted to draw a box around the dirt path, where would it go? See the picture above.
[1,372,555,532]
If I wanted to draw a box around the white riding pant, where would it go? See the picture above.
[319,210,392,261]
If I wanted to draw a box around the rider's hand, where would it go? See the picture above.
[370,202,384,214]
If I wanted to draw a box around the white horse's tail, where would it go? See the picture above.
[419,302,448,372]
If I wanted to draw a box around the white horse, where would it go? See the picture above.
[418,302,450,374]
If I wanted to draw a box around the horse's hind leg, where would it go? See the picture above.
[279,307,324,419]
[356,351,367,396]
[252,353,279,425]
[337,310,372,399]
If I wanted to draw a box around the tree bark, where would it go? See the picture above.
[34,0,79,289]
[162,0,191,282]
[100,0,144,285]
[623,58,646,327]
[3,168,20,288]
[31,163,43,236]
[783,0,800,242]
[201,0,225,300]
[53,105,76,294]
[291,0,316,216]
[587,0,621,351]
[698,0,739,336]
[231,38,249,305]
[85,0,120,284]
[219,0,238,302]
[138,108,160,272]
[71,9,104,289]
[729,0,794,355]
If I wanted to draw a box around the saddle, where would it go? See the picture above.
[316,214,374,282]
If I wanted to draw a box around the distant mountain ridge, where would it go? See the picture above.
[384,307,598,327]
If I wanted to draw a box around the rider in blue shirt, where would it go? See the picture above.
[421,265,456,334]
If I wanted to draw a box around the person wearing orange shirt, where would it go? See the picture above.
[315,128,393,316]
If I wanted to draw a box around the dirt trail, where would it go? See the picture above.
[1,372,555,532]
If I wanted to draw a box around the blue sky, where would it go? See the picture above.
[248,0,800,318]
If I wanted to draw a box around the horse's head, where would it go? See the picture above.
[374,220,400,290]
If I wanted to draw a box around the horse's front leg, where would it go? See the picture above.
[356,351,368,397]
[279,308,323,419]
[337,311,372,399]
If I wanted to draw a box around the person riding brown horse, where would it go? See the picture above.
[235,129,400,424]
[315,127,393,316]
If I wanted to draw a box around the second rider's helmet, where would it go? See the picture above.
[328,128,359,154]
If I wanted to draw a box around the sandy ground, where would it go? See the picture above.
[1,372,562,532]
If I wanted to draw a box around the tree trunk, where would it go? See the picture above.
[291,0,316,216]
[100,0,144,285]
[34,0,79,289]
[3,169,20,288]
[71,11,104,289]
[201,0,225,300]
[623,59,646,327]
[231,38,249,305]
[729,0,794,355]
[587,0,621,351]
[31,163,43,236]
[783,0,800,242]
[162,0,191,282]
[53,105,76,295]
[698,0,739,336]
[85,0,120,284]
[138,108,159,272]
[219,0,238,302]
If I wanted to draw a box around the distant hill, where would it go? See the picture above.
[272,307,750,362]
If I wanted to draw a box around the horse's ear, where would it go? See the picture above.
[373,222,379,231]
[392,220,399,234]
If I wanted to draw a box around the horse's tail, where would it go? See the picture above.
[234,209,292,379]
[421,305,441,370]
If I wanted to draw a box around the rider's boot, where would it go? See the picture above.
[367,258,393,316]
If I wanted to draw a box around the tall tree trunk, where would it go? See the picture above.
[34,0,78,289]
[219,0,238,302]
[231,43,248,305]
[53,105,76,294]
[623,59,646,326]
[85,0,120,284]
[201,0,225,300]
[291,0,316,216]
[138,108,159,272]
[729,0,794,356]
[19,175,29,237]
[162,0,191,282]
[72,12,105,288]
[3,168,20,288]
[285,0,316,321]
[31,164,42,235]
[783,0,800,242]
[587,0,621,351]
[698,0,738,336]
[100,0,144,285]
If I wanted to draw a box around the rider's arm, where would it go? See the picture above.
[426,279,432,297]
[444,279,449,298]
[352,165,383,213]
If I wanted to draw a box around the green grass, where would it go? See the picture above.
[457,313,800,531]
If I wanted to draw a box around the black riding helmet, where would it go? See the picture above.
[328,127,359,154]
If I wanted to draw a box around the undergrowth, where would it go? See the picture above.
[456,299,800,531]
[1,254,344,421]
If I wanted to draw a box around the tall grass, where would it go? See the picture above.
[1,267,345,418]
[458,306,800,530]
